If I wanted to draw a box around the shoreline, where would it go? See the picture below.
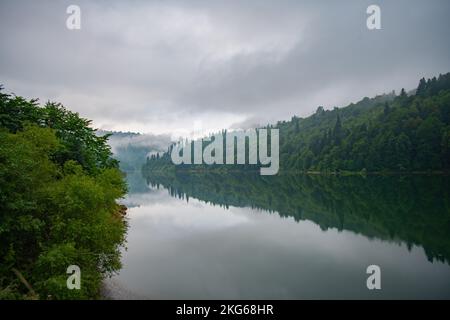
[143,168,450,176]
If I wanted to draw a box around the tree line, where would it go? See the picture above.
[145,73,450,173]
[0,88,127,299]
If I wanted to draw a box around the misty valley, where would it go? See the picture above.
[101,74,450,299]
[2,1,450,309]
[2,69,450,300]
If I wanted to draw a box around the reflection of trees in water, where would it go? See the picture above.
[145,172,450,264]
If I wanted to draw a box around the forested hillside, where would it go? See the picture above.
[0,88,127,299]
[278,73,450,172]
[144,73,450,173]
[100,130,171,171]
[98,131,149,171]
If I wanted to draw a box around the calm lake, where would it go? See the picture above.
[105,171,450,299]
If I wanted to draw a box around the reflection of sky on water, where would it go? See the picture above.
[110,188,450,299]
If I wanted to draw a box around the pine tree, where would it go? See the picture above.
[383,102,390,116]
[400,88,406,97]
[416,78,427,96]
[333,114,342,145]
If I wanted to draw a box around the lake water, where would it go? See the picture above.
[105,171,450,299]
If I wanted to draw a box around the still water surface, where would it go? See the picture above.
[107,172,450,299]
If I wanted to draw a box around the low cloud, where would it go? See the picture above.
[104,132,173,154]
[1,0,449,135]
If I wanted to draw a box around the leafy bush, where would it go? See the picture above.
[0,88,127,299]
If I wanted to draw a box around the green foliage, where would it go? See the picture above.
[0,89,127,299]
[276,73,450,172]
[144,73,450,173]
[0,89,118,174]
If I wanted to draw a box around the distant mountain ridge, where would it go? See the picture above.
[99,130,172,171]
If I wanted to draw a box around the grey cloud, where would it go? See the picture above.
[1,0,449,134]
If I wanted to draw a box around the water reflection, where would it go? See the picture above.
[109,171,450,299]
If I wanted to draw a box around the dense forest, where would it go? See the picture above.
[144,73,450,173]
[0,87,127,299]
[145,172,450,264]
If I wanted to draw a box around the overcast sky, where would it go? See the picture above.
[1,0,449,137]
